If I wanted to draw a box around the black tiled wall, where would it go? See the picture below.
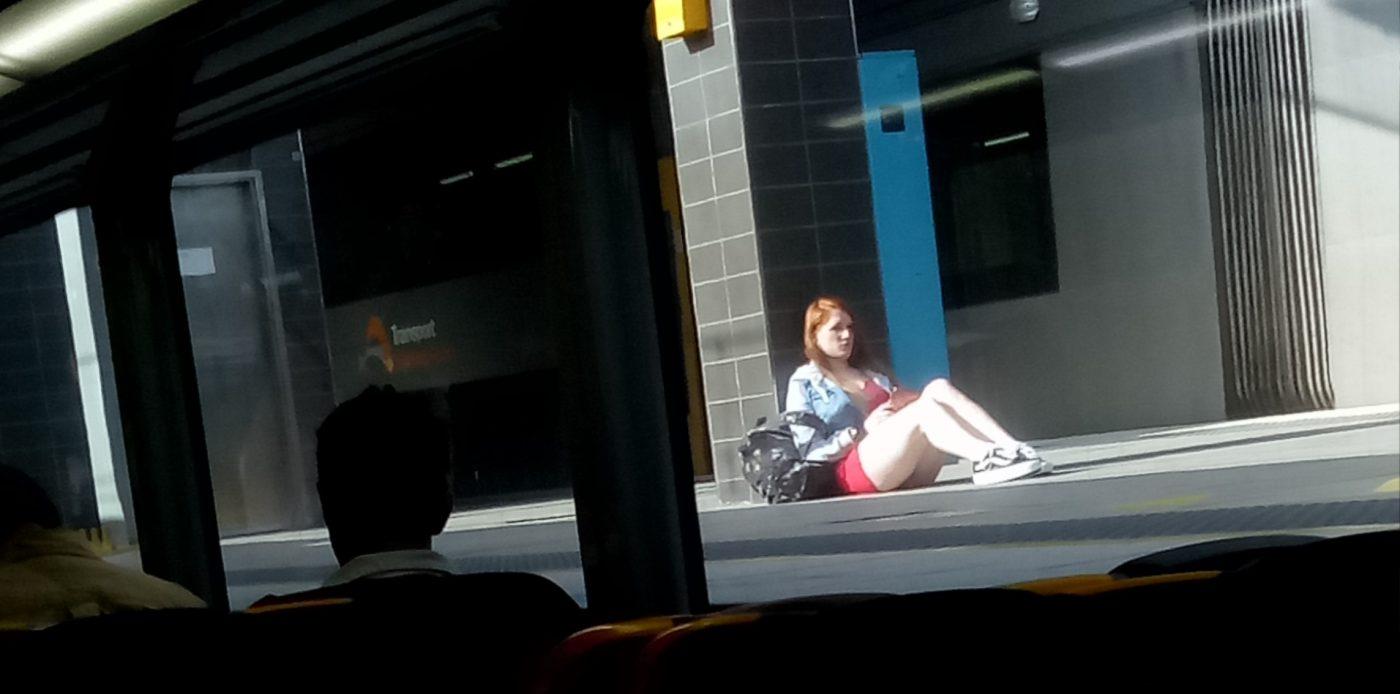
[732,0,891,395]
[0,221,97,528]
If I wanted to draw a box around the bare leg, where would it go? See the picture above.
[922,379,1018,447]
[898,448,947,490]
[855,399,995,491]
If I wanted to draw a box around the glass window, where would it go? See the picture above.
[0,211,139,566]
[923,62,1058,307]
[653,0,1399,605]
[173,49,584,609]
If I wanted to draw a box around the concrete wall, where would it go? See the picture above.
[859,0,1195,82]
[1310,0,1400,408]
[944,9,1228,439]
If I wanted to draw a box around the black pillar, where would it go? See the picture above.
[88,56,228,610]
[543,3,709,617]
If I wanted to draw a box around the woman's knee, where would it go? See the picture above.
[855,426,925,491]
[922,378,956,402]
[862,464,908,492]
[899,452,946,489]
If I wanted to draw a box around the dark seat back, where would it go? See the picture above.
[14,572,585,689]
[240,572,586,688]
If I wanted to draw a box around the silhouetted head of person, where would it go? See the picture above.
[0,465,62,547]
[316,386,453,566]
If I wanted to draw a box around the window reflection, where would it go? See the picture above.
[172,52,584,608]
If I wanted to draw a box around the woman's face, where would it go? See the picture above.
[816,310,854,361]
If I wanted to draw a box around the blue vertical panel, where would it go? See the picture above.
[858,50,949,385]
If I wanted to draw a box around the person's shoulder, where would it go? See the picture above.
[91,559,207,609]
[140,575,207,609]
[790,362,822,382]
[23,551,206,611]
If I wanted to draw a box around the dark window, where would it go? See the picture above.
[923,64,1058,308]
[303,62,546,309]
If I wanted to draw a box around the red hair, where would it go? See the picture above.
[803,296,864,372]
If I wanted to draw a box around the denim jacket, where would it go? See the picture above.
[784,362,893,462]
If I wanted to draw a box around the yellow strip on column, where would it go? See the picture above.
[1374,478,1400,494]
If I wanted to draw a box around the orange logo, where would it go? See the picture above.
[364,315,394,374]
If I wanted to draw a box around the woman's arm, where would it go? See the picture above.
[785,374,857,461]
[785,376,812,414]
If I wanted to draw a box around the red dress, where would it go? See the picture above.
[833,380,890,495]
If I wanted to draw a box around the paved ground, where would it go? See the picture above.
[216,405,1400,608]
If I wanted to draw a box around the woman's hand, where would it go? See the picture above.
[864,403,896,432]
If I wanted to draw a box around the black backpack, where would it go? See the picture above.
[738,411,842,504]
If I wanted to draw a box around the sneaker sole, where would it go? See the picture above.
[972,457,1050,486]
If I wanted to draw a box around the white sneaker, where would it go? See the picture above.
[972,446,1050,485]
[1015,443,1053,474]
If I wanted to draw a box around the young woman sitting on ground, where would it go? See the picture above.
[785,296,1050,494]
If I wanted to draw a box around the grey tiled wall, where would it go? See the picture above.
[662,0,777,503]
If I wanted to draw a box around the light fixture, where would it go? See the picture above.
[0,0,195,86]
[493,153,534,169]
[439,170,475,186]
[1009,0,1040,24]
[982,131,1031,148]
